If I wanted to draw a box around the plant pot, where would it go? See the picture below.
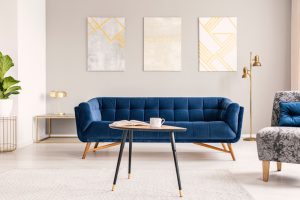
[0,99,13,116]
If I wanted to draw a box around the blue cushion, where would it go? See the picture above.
[279,102,300,127]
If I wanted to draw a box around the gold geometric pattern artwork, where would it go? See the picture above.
[199,17,237,71]
[87,17,125,71]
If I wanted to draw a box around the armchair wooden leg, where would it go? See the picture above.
[262,160,270,182]
[82,142,91,159]
[227,143,235,161]
[277,162,282,171]
[93,142,99,152]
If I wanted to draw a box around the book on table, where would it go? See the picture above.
[110,120,149,127]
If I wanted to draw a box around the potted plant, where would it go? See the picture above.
[0,51,21,116]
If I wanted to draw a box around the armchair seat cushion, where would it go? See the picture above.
[257,127,300,164]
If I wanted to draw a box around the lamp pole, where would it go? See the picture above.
[243,52,261,141]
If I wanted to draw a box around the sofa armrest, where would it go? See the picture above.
[221,99,240,133]
[75,102,101,132]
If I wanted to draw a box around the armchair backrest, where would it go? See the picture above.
[271,91,300,126]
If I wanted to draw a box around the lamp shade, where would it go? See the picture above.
[56,91,67,98]
[253,55,261,67]
[242,67,249,78]
[49,91,57,98]
[48,91,67,98]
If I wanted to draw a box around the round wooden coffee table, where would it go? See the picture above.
[109,124,187,197]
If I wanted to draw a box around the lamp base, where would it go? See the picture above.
[243,137,256,141]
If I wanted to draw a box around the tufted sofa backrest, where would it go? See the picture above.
[88,97,229,122]
[271,91,300,126]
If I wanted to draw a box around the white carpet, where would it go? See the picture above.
[0,168,253,200]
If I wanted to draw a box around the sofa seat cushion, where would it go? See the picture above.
[256,127,300,164]
[83,121,236,142]
[164,121,236,141]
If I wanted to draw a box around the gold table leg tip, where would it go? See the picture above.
[128,173,131,179]
[112,185,116,191]
[179,190,183,197]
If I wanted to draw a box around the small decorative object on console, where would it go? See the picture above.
[49,90,67,115]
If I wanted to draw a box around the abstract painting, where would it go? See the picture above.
[87,17,125,71]
[144,17,181,71]
[199,17,237,71]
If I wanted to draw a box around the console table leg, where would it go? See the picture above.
[36,117,39,142]
[112,130,128,191]
[170,131,183,197]
[128,130,133,179]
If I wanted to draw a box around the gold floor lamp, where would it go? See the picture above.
[242,52,262,141]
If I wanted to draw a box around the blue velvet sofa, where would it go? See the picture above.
[75,97,244,160]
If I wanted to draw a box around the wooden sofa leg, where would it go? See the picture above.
[93,142,99,152]
[277,162,282,171]
[82,142,91,159]
[221,143,227,151]
[262,160,270,182]
[227,143,235,161]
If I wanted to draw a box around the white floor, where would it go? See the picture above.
[1,140,300,200]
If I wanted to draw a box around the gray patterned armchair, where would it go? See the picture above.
[256,91,300,182]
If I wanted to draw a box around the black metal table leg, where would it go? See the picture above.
[170,131,183,197]
[112,130,128,191]
[128,130,133,179]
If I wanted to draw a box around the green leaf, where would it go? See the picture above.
[4,86,21,95]
[3,91,19,99]
[3,76,20,89]
[0,54,14,79]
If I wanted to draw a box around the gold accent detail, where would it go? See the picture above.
[49,91,67,98]
[112,184,116,191]
[179,190,183,197]
[193,143,236,161]
[242,52,263,141]
[88,17,125,48]
[253,55,261,66]
[262,160,270,182]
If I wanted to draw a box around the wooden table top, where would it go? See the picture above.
[109,124,187,132]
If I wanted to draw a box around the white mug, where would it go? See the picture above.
[150,118,165,128]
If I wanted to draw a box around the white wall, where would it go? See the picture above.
[0,0,46,147]
[17,0,46,147]
[46,0,291,135]
[0,0,18,61]
[0,0,18,114]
